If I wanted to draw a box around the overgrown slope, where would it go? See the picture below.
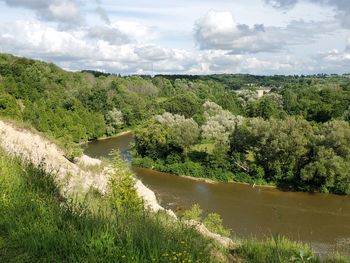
[0,151,218,263]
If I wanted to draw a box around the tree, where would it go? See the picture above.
[134,122,170,159]
[0,93,22,119]
[248,93,284,119]
[105,108,124,135]
[110,151,143,214]
[201,101,244,143]
[342,106,350,122]
[300,147,350,194]
[156,112,200,153]
[162,93,202,118]
[320,120,350,158]
[229,117,315,184]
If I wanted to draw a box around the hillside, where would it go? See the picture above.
[0,119,236,262]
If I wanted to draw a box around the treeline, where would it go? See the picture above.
[1,54,350,193]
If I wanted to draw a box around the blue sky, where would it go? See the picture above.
[0,0,349,75]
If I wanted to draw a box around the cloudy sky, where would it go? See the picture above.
[0,0,349,75]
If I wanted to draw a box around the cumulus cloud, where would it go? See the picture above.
[0,20,93,60]
[265,0,298,9]
[265,0,350,28]
[194,10,335,54]
[194,11,270,53]
[135,45,172,61]
[87,22,156,45]
[88,26,131,45]
[315,48,350,72]
[0,19,199,74]
[195,50,295,74]
[0,18,300,75]
[0,0,82,25]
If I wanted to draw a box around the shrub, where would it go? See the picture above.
[182,204,231,237]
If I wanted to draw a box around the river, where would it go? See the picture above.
[84,132,350,257]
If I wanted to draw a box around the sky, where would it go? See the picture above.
[0,0,349,75]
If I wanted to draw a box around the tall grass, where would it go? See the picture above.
[0,152,218,262]
[235,236,349,263]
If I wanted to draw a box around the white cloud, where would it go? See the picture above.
[135,45,172,61]
[0,20,92,59]
[87,26,131,45]
[0,0,83,25]
[47,1,80,23]
[0,19,198,74]
[265,0,350,28]
[265,0,298,9]
[194,11,269,53]
[194,50,296,74]
[194,10,336,54]
[316,49,350,70]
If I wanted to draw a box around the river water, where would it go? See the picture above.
[84,133,350,256]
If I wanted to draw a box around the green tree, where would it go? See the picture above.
[162,93,203,118]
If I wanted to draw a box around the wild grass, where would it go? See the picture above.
[234,236,350,263]
[0,151,218,263]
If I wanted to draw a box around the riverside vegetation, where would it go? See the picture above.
[0,54,350,262]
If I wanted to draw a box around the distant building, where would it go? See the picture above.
[234,87,272,98]
[256,88,271,98]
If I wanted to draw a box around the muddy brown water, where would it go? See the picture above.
[84,133,350,256]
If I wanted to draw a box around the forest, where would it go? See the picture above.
[1,53,350,194]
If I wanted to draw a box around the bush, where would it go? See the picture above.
[182,204,203,222]
[132,156,155,169]
[203,213,231,237]
[166,161,204,178]
[182,204,231,237]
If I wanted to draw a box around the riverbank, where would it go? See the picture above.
[132,158,278,188]
[84,131,315,192]
[138,163,278,189]
[78,129,133,145]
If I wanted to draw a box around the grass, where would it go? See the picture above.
[234,236,350,263]
[0,151,220,263]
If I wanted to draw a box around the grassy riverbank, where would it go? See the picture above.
[132,156,275,186]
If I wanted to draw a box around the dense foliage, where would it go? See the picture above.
[230,118,350,193]
[134,107,350,194]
